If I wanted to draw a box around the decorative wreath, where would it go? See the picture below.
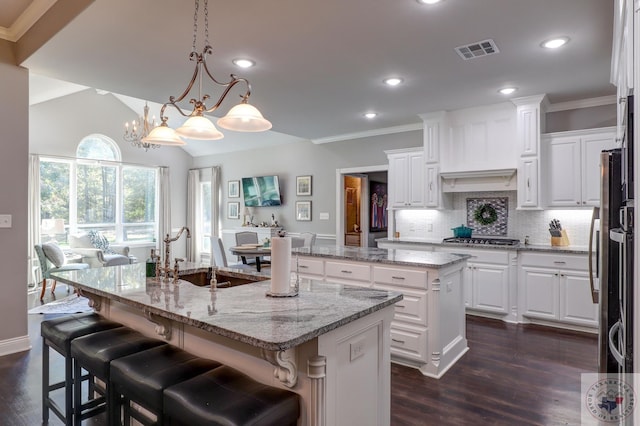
[474,203,498,226]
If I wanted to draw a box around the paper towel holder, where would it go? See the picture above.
[266,253,300,297]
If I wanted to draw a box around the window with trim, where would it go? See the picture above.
[39,134,158,245]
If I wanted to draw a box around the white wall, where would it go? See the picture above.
[29,89,194,261]
[0,40,29,351]
[193,130,421,237]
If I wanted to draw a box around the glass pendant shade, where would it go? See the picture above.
[217,102,273,132]
[141,124,186,146]
[176,115,224,140]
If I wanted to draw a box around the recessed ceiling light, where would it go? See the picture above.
[541,37,570,49]
[364,112,378,119]
[383,77,403,87]
[232,58,255,68]
[499,87,517,95]
[417,0,443,4]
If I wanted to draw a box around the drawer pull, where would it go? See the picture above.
[553,261,566,264]
[299,265,309,269]
[392,338,405,344]
[391,276,406,280]
[341,270,353,274]
[395,304,406,308]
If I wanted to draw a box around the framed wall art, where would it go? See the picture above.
[296,175,312,196]
[295,201,312,221]
[228,180,240,198]
[227,202,240,219]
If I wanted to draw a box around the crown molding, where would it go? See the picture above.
[0,0,58,42]
[546,95,617,112]
[311,122,422,144]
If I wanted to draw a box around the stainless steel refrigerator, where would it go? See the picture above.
[591,146,634,375]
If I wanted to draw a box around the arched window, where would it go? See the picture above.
[76,134,121,161]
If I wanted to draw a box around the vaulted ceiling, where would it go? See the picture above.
[3,0,616,156]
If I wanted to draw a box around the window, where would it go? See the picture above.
[39,134,158,245]
[200,181,212,253]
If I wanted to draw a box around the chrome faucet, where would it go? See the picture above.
[157,226,191,282]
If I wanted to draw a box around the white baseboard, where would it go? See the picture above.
[0,335,31,357]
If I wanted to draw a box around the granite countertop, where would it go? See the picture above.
[292,246,470,268]
[52,263,402,351]
[376,238,590,255]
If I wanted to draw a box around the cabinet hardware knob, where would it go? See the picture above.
[341,270,352,274]
[392,338,405,344]
[577,201,581,204]
[299,265,308,269]
[391,276,405,280]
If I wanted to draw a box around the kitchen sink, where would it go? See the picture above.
[179,268,269,288]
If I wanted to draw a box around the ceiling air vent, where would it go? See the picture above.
[455,39,500,60]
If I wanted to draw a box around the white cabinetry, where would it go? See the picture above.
[386,148,424,208]
[512,95,549,209]
[295,255,468,378]
[438,102,517,172]
[519,252,598,330]
[542,128,616,207]
[435,247,514,320]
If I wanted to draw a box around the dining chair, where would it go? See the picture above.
[213,237,254,270]
[235,232,262,265]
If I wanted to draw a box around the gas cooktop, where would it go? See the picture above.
[442,237,520,246]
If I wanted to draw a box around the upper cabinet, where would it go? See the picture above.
[438,103,517,173]
[542,127,616,207]
[386,148,425,208]
[512,95,550,209]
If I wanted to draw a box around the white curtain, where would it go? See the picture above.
[186,169,200,262]
[27,154,41,286]
[158,167,171,260]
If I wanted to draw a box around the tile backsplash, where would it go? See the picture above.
[394,191,594,248]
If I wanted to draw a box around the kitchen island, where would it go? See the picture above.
[52,262,402,426]
[292,246,470,378]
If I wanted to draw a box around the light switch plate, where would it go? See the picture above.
[0,214,11,228]
[319,212,329,220]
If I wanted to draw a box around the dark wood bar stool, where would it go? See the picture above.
[70,327,166,425]
[41,313,123,426]
[110,345,222,425]
[163,366,300,426]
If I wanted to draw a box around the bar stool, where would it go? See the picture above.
[41,313,123,426]
[110,345,222,425]
[163,366,300,426]
[70,327,166,425]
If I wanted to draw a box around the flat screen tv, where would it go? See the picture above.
[242,175,282,207]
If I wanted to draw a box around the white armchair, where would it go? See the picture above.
[69,231,131,268]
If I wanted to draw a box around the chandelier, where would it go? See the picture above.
[124,103,160,151]
[142,0,272,146]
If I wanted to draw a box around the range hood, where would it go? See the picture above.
[440,168,517,192]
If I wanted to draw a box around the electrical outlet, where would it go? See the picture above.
[350,338,366,361]
[0,214,11,228]
[427,223,433,232]
[319,212,329,220]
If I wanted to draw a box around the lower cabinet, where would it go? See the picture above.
[435,247,513,319]
[294,255,468,378]
[519,252,598,329]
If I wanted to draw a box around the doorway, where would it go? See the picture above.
[336,165,388,248]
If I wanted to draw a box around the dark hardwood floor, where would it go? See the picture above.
[4,287,596,425]
[391,316,597,426]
